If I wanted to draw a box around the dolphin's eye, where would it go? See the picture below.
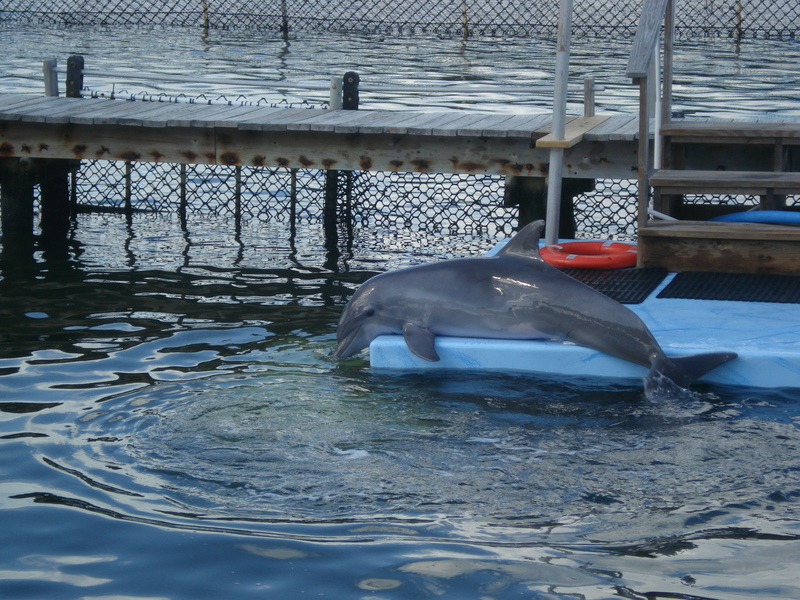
[364,308,376,317]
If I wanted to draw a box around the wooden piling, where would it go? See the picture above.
[324,72,359,251]
[66,55,84,98]
[0,158,36,263]
[38,159,78,240]
[43,59,59,97]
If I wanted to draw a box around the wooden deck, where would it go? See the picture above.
[0,93,642,179]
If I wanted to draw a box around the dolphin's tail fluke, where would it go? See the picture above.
[651,352,738,388]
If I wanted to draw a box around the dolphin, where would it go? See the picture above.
[334,220,737,388]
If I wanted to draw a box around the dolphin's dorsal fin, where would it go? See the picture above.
[403,323,440,361]
[498,220,544,258]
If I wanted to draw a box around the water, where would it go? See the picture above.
[1,24,800,600]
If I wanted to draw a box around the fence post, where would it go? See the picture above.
[43,59,59,97]
[40,58,79,242]
[583,77,595,117]
[289,168,298,239]
[66,55,84,98]
[179,164,188,230]
[280,0,289,39]
[735,0,743,42]
[234,165,242,235]
[342,71,360,110]
[202,0,210,31]
[124,161,133,221]
[329,76,343,109]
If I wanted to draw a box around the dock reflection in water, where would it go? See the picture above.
[0,215,799,599]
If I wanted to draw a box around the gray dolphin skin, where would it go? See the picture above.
[335,220,737,387]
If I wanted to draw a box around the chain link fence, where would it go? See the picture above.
[5,1,798,244]
[1,0,798,39]
[65,160,642,240]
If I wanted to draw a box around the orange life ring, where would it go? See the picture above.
[540,241,638,269]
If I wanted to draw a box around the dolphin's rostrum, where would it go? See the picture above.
[335,220,737,388]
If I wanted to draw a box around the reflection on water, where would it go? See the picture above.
[0,214,798,599]
[1,23,800,600]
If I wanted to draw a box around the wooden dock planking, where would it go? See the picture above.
[431,113,509,137]
[0,94,65,116]
[98,102,193,127]
[493,113,553,138]
[456,112,539,138]
[236,108,325,131]
[287,108,372,132]
[0,93,643,177]
[338,110,423,134]
[455,113,531,137]
[68,100,171,125]
[383,111,467,135]
[213,105,285,129]
[583,114,638,141]
[3,96,104,122]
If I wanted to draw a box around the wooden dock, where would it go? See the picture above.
[0,93,641,179]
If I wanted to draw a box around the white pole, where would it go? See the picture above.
[329,76,343,109]
[652,37,663,169]
[544,0,573,246]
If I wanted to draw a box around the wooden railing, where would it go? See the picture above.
[626,0,673,231]
[42,56,599,113]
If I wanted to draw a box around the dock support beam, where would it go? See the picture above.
[505,176,593,238]
[39,159,79,240]
[0,158,37,266]
[0,157,80,261]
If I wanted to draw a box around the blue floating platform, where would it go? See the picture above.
[368,252,800,388]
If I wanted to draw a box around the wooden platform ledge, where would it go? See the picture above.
[650,170,800,196]
[535,115,610,148]
[638,220,800,275]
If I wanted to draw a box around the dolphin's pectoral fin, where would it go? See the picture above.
[403,323,440,361]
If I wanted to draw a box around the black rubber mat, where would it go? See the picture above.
[658,271,800,304]
[560,267,668,304]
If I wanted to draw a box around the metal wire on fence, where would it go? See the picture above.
[65,159,645,240]
[5,2,799,245]
[1,0,798,40]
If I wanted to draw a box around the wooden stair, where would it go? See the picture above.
[640,121,800,274]
[650,169,800,196]
[639,221,800,275]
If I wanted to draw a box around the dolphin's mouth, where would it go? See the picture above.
[333,334,357,357]
[334,320,364,358]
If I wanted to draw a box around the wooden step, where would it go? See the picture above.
[638,221,800,275]
[661,120,800,143]
[650,169,800,195]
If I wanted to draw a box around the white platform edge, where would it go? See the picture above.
[368,253,800,388]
